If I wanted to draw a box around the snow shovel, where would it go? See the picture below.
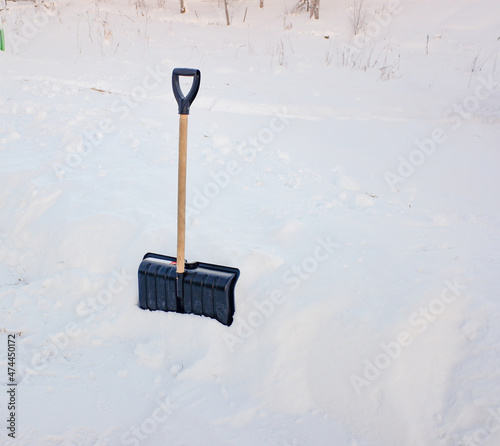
[138,68,240,326]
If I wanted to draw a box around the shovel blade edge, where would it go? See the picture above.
[138,253,239,326]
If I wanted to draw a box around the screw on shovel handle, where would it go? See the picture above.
[173,68,200,279]
[172,68,201,115]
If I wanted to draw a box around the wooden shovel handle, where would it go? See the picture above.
[177,114,188,274]
[172,68,200,275]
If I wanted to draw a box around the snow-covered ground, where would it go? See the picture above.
[1,0,500,444]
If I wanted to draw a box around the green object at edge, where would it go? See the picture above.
[0,29,5,52]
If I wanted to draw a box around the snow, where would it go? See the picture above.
[1,0,500,444]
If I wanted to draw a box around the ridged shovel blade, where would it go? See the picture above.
[138,253,239,326]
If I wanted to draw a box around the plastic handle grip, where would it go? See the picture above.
[172,68,201,115]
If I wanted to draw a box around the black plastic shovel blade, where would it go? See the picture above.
[138,253,239,326]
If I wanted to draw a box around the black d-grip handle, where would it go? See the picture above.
[172,68,201,115]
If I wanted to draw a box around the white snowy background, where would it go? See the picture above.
[1,0,500,445]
